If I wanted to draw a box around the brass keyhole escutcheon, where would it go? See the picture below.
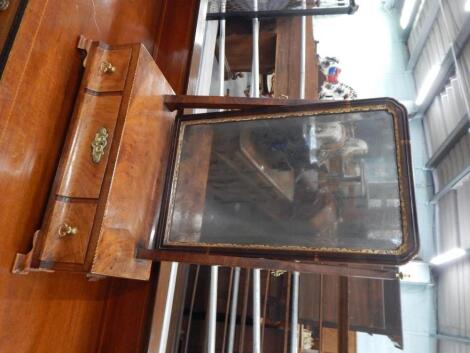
[58,223,78,238]
[99,61,116,74]
[91,127,109,164]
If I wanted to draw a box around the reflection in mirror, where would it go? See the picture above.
[166,110,404,253]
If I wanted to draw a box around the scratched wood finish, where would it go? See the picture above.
[0,0,197,352]
[57,94,121,199]
[40,199,97,264]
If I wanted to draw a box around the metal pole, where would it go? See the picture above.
[156,262,179,353]
[299,0,306,99]
[290,272,300,353]
[251,0,260,98]
[253,268,261,353]
[207,266,218,353]
[218,0,226,97]
[227,267,241,353]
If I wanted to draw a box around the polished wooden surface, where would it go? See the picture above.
[0,0,22,55]
[137,248,398,280]
[40,199,97,265]
[0,0,199,352]
[57,94,121,199]
[153,0,201,95]
[91,43,176,280]
[85,46,132,92]
[164,94,318,111]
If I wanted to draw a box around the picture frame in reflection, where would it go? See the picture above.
[156,98,419,265]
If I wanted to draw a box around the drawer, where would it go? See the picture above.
[40,199,97,265]
[57,93,121,199]
[85,46,132,92]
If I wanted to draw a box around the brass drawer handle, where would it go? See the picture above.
[99,61,116,74]
[91,127,109,163]
[0,0,9,11]
[58,223,78,238]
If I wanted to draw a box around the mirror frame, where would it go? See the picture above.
[154,98,419,266]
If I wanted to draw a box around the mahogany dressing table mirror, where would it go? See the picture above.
[13,38,419,281]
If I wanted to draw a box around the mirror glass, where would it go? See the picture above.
[165,109,404,252]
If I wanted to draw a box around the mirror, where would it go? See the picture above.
[158,99,418,265]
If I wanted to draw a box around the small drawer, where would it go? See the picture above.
[57,93,121,199]
[85,46,132,92]
[40,199,97,265]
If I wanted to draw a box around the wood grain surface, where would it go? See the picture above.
[57,93,121,199]
[40,199,97,265]
[0,0,198,352]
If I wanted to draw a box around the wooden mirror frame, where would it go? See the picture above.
[146,98,419,267]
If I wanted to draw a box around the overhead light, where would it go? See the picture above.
[430,248,466,266]
[400,0,417,29]
[415,64,440,105]
[466,0,470,12]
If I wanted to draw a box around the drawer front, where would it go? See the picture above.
[57,93,121,199]
[85,46,132,92]
[40,199,97,265]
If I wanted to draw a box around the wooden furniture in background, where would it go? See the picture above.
[223,16,319,98]
[321,328,356,353]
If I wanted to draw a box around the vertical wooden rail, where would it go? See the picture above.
[283,273,292,353]
[318,274,324,353]
[338,276,349,353]
[261,271,271,351]
[239,269,251,353]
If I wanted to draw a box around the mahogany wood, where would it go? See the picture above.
[90,41,177,280]
[164,94,318,111]
[57,94,121,199]
[0,1,199,352]
[238,269,251,353]
[153,0,201,95]
[338,276,349,353]
[137,249,398,280]
[169,126,213,243]
[274,17,318,99]
[321,328,356,353]
[40,199,97,265]
[84,46,132,92]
